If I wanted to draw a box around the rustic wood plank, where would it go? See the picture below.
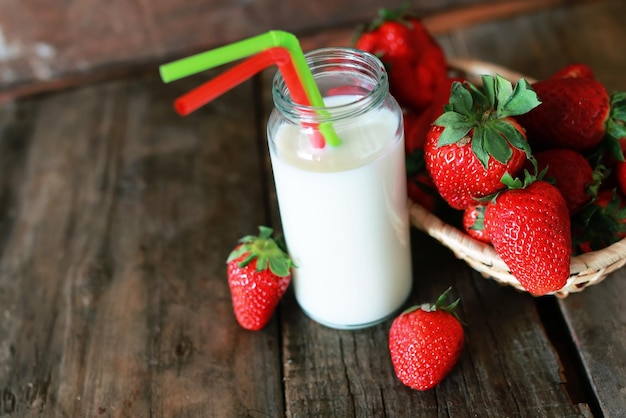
[559,269,626,418]
[277,231,584,416]
[0,73,284,416]
[437,0,626,85]
[440,1,626,416]
[0,0,599,104]
[0,0,406,89]
[542,8,626,408]
[434,1,626,416]
[0,1,624,416]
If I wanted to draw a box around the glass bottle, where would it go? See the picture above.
[267,47,412,329]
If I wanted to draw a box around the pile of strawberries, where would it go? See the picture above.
[355,8,626,296]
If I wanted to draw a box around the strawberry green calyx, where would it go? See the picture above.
[366,6,413,31]
[605,91,626,161]
[226,226,296,277]
[572,190,626,252]
[403,287,462,320]
[468,205,486,232]
[499,156,547,190]
[433,74,541,169]
[587,164,608,200]
[420,287,460,312]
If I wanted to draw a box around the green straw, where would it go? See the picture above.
[159,31,340,147]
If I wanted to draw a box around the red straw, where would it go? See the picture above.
[174,47,324,148]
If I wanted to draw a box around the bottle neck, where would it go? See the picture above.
[272,47,389,125]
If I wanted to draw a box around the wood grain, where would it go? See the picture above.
[0,0,625,416]
[559,269,626,418]
[278,231,583,416]
[0,0,599,104]
[0,74,284,416]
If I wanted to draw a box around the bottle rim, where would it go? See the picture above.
[271,47,389,124]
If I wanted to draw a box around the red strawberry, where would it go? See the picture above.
[462,203,490,243]
[484,177,571,295]
[531,149,602,214]
[389,44,447,112]
[389,288,464,391]
[369,20,416,61]
[424,75,540,210]
[515,79,626,156]
[572,189,626,253]
[354,8,448,111]
[226,226,295,331]
[549,63,595,80]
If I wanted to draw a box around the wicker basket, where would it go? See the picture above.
[409,58,626,298]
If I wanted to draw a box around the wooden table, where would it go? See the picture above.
[1,0,625,416]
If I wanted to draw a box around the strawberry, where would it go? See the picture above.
[354,7,448,111]
[226,226,295,331]
[514,78,626,157]
[388,288,464,391]
[424,75,540,210]
[462,203,490,243]
[484,175,571,295]
[549,63,595,80]
[531,149,603,214]
[572,189,626,253]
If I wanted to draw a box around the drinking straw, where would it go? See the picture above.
[159,30,340,147]
[174,48,307,115]
[173,47,326,148]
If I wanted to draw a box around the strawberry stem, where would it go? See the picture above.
[403,287,463,324]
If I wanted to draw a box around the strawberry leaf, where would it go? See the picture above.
[434,111,472,147]
[227,246,248,263]
[481,75,496,108]
[605,92,626,162]
[468,82,490,112]
[499,78,540,117]
[494,120,532,157]
[433,111,471,129]
[436,124,472,147]
[471,128,490,168]
[483,125,513,164]
[495,75,514,110]
[450,82,474,115]
[269,257,291,277]
[256,255,268,271]
[500,172,523,189]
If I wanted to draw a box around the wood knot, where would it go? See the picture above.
[175,336,193,358]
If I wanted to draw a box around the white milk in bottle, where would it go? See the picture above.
[267,48,412,329]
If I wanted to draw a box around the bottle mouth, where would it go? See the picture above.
[272,47,388,124]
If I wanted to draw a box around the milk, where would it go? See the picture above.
[268,95,412,329]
